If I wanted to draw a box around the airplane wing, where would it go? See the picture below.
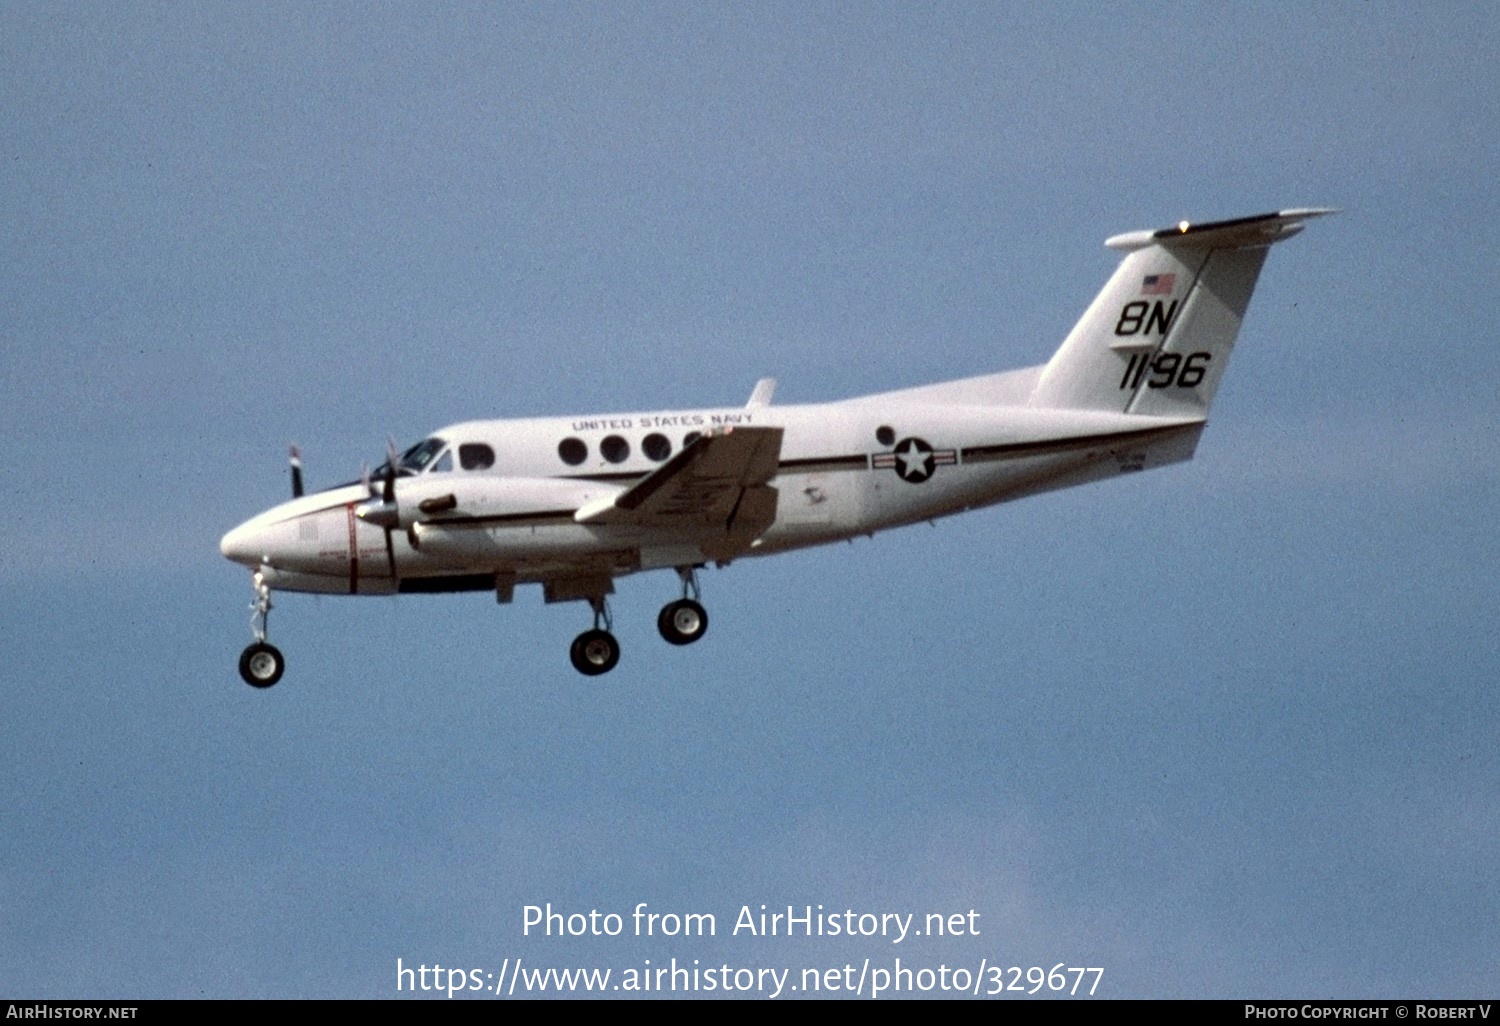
[574,426,783,560]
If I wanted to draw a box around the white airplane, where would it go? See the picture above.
[221,207,1333,685]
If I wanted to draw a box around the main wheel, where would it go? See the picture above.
[657,599,708,646]
[569,629,620,676]
[238,642,285,688]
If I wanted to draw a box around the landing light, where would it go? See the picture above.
[1178,220,1190,233]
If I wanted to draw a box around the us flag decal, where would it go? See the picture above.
[1140,273,1175,295]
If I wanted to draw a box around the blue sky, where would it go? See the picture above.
[3,2,1497,999]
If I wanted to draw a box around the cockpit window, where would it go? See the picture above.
[372,437,448,478]
[432,450,453,473]
[459,443,495,471]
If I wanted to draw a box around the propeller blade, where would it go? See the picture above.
[381,438,400,577]
[289,445,304,498]
[383,437,399,503]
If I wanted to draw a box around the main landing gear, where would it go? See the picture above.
[570,597,621,676]
[568,567,710,677]
[657,566,708,646]
[238,572,285,688]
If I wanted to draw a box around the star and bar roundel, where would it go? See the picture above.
[871,437,958,483]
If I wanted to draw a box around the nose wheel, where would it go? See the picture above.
[237,571,286,688]
[239,641,286,688]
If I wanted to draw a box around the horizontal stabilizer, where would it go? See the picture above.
[1105,208,1338,252]
[1030,207,1334,416]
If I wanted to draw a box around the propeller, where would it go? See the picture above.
[354,439,403,580]
[379,438,399,579]
[355,443,399,527]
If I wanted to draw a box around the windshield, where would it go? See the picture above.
[370,437,448,479]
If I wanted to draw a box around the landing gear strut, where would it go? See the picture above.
[238,572,285,688]
[569,595,620,676]
[658,566,708,646]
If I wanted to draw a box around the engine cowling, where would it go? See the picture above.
[371,474,620,530]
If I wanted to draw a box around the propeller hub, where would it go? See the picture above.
[355,500,400,529]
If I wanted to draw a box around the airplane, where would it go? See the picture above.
[220,207,1333,686]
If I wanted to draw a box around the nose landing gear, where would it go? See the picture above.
[239,641,285,688]
[237,572,285,688]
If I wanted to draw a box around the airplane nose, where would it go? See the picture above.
[220,520,268,567]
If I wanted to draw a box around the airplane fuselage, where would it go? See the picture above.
[221,389,1202,597]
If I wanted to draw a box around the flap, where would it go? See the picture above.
[574,426,783,532]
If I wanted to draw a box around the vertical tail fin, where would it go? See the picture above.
[1029,209,1335,416]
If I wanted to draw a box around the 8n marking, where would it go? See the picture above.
[1115,300,1179,337]
[1119,351,1211,391]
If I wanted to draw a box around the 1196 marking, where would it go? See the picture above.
[1119,350,1211,391]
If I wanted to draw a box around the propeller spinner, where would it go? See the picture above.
[354,438,402,578]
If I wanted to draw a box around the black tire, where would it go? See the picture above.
[569,629,620,676]
[238,642,285,688]
[657,599,708,646]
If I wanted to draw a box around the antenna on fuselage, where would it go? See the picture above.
[289,445,304,498]
[746,377,777,408]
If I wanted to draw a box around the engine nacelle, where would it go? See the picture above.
[380,474,621,530]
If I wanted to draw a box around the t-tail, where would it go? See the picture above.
[1029,208,1336,417]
